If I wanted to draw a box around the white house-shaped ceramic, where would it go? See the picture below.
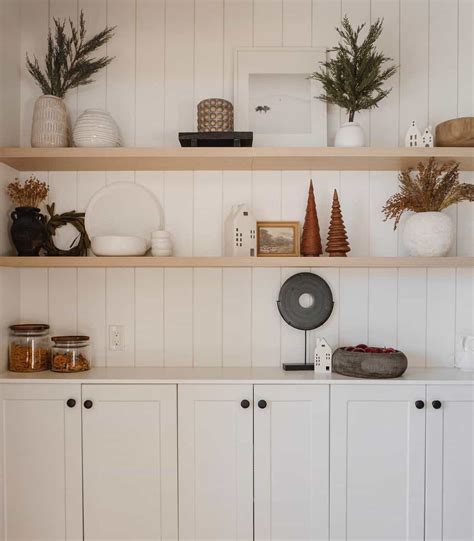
[421,126,434,147]
[224,204,257,256]
[313,337,332,373]
[405,120,422,147]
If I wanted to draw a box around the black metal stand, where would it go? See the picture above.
[282,330,315,371]
[178,131,253,147]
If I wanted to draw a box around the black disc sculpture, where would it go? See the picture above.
[277,272,334,371]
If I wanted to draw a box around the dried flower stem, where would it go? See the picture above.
[7,176,49,208]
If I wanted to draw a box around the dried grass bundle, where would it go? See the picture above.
[7,176,49,208]
[382,158,474,229]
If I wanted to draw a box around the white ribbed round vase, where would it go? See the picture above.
[31,95,69,148]
[402,211,454,257]
[73,109,121,148]
[334,121,365,147]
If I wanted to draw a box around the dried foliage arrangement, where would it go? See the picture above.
[44,203,90,257]
[383,158,474,230]
[26,10,115,98]
[7,176,49,208]
[310,16,397,122]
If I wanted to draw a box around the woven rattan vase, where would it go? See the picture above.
[197,98,234,132]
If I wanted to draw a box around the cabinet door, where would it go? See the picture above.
[254,385,329,541]
[0,383,82,541]
[426,384,474,541]
[178,384,253,541]
[82,384,178,541]
[330,385,426,541]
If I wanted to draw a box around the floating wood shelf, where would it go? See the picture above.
[0,147,473,171]
[0,256,471,268]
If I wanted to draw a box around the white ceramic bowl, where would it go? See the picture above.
[91,236,148,256]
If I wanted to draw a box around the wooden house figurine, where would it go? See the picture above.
[405,120,422,147]
[313,337,332,373]
[224,204,257,256]
[421,126,434,147]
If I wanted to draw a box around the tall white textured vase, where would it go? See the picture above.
[334,121,365,147]
[31,95,69,147]
[402,212,454,256]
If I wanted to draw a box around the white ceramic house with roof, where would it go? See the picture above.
[421,126,434,147]
[224,204,257,256]
[405,120,422,147]
[313,337,332,373]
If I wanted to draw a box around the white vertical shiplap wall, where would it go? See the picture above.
[10,0,474,368]
[0,0,22,372]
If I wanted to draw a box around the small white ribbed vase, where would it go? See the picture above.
[73,109,121,147]
[402,211,453,256]
[31,95,69,148]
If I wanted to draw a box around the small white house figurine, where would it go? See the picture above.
[313,338,332,373]
[224,204,257,256]
[421,126,434,147]
[405,120,422,147]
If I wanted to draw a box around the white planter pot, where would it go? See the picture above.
[73,109,121,147]
[402,211,453,257]
[31,95,69,148]
[334,121,365,147]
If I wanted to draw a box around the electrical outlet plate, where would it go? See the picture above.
[109,325,125,351]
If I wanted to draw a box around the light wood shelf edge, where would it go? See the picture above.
[1,146,473,171]
[0,256,472,268]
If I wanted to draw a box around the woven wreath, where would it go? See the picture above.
[44,203,91,256]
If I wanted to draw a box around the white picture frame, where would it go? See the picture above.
[234,47,328,147]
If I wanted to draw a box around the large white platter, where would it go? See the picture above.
[85,182,162,245]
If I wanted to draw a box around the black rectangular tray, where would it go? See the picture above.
[179,131,253,147]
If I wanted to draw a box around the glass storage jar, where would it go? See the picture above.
[9,324,50,372]
[51,336,91,372]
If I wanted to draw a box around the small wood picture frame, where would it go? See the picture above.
[257,221,300,257]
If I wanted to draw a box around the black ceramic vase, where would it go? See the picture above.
[10,207,47,256]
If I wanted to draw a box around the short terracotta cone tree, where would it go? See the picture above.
[326,189,351,257]
[300,180,323,256]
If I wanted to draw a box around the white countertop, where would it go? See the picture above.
[1,367,473,385]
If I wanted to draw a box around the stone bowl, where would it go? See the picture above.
[333,347,408,379]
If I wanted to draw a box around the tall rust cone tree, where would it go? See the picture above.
[301,180,323,256]
[326,189,351,257]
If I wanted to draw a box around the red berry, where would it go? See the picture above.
[353,347,365,352]
[385,347,396,353]
[345,346,355,352]
[355,344,367,349]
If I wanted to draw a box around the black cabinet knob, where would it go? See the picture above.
[258,400,267,409]
[66,399,76,408]
[241,399,250,409]
[432,400,442,410]
[415,400,425,410]
[84,400,93,409]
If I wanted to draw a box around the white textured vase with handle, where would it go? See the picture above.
[31,95,69,147]
[334,121,365,147]
[402,211,453,257]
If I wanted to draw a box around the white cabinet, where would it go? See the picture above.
[330,385,426,541]
[254,385,329,541]
[178,384,254,541]
[0,384,82,541]
[426,385,474,541]
[82,384,178,541]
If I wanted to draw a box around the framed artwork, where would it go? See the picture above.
[257,221,300,257]
[234,47,328,147]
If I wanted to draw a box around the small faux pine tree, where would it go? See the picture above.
[326,190,351,257]
[26,10,115,98]
[310,16,397,122]
[301,180,323,256]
